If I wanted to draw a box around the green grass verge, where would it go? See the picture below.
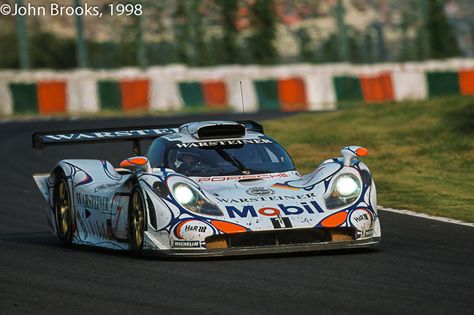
[265,96,474,222]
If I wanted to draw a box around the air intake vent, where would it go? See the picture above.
[205,228,355,249]
[237,178,264,186]
[197,124,245,139]
[146,193,157,230]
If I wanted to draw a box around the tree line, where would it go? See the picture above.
[0,0,461,69]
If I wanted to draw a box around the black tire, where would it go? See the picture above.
[54,173,73,245]
[129,187,145,254]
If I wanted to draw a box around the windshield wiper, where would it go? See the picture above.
[215,148,249,175]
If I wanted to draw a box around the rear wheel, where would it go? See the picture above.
[54,175,73,245]
[129,188,145,254]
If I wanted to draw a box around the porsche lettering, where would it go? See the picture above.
[197,173,288,182]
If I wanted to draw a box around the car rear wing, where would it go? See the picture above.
[32,120,264,155]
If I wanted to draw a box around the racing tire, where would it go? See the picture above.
[129,187,145,255]
[54,173,73,245]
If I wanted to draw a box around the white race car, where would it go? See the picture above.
[33,120,381,256]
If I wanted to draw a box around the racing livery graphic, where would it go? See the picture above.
[33,120,381,256]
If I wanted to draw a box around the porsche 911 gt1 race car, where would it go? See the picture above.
[33,120,381,256]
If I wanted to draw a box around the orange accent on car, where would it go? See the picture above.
[119,160,132,168]
[119,157,148,168]
[356,147,368,157]
[320,211,348,227]
[129,157,148,165]
[210,220,247,234]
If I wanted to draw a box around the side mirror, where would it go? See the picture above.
[341,146,368,166]
[119,156,151,173]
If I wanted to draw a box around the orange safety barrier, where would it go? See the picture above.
[202,80,227,108]
[278,77,308,111]
[37,81,67,114]
[360,73,394,103]
[459,69,474,95]
[120,79,150,111]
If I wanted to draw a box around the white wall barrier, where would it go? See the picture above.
[0,59,472,115]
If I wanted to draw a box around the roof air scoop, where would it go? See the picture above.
[180,121,246,140]
[197,124,245,139]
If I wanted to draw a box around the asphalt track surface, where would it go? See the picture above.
[1,112,473,315]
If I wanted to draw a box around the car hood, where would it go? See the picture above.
[192,171,302,201]
[185,163,345,230]
[192,162,342,201]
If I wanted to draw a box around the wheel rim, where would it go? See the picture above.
[132,191,144,248]
[57,181,70,236]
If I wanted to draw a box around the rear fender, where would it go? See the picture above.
[33,159,122,237]
[55,159,121,187]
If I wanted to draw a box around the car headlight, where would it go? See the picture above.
[172,183,223,216]
[325,174,361,209]
[174,184,196,204]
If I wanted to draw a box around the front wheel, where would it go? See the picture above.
[129,187,145,254]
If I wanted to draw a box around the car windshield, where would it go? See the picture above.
[166,141,295,177]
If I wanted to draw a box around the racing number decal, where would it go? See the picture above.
[271,217,293,229]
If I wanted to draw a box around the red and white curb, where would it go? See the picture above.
[378,206,474,228]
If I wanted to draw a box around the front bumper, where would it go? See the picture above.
[145,236,381,257]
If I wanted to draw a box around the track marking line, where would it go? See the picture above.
[378,206,474,228]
